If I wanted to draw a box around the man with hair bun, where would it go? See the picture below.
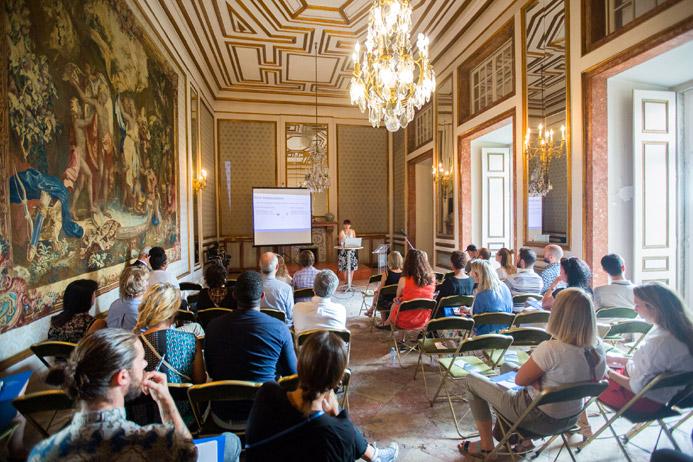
[30,328,241,461]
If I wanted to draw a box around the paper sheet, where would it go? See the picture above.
[196,440,218,462]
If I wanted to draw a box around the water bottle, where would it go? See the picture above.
[389,347,397,367]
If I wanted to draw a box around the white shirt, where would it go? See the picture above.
[148,269,179,288]
[593,280,634,309]
[530,339,607,419]
[627,326,693,404]
[293,296,347,334]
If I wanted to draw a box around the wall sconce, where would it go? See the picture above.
[192,169,208,193]
[432,162,453,192]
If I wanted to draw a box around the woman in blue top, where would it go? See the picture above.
[469,260,513,335]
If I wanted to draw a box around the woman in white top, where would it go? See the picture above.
[602,282,693,412]
[495,248,516,281]
[337,219,358,280]
[458,288,606,459]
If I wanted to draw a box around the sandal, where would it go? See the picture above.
[458,440,496,461]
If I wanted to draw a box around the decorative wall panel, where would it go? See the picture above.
[337,125,388,234]
[393,130,405,234]
[200,104,216,239]
[217,120,276,236]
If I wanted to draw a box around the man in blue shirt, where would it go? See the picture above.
[259,252,295,325]
[205,271,297,423]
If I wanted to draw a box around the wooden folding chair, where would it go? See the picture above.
[30,341,77,369]
[187,380,262,438]
[370,284,398,332]
[490,381,609,461]
[432,294,474,319]
[359,273,383,315]
[434,334,514,437]
[293,288,315,301]
[296,328,351,364]
[413,316,474,402]
[603,320,652,355]
[12,390,74,438]
[578,371,693,460]
[197,307,233,329]
[510,309,550,328]
[472,312,516,334]
[390,298,437,367]
[260,308,287,323]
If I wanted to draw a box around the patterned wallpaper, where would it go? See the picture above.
[393,130,405,234]
[542,152,568,235]
[337,125,388,234]
[200,104,216,239]
[218,120,276,236]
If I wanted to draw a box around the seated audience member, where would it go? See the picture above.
[600,283,693,414]
[504,248,544,311]
[365,251,403,320]
[435,251,474,318]
[478,247,492,262]
[197,260,236,309]
[495,248,516,281]
[539,244,564,294]
[542,257,592,310]
[260,252,295,325]
[130,283,205,425]
[464,244,479,274]
[148,246,179,288]
[593,253,635,309]
[276,255,293,286]
[48,279,99,343]
[386,249,436,330]
[293,270,346,334]
[458,289,606,459]
[468,260,513,335]
[245,331,399,462]
[293,250,321,301]
[205,271,297,425]
[107,266,149,331]
[31,329,241,462]
[131,248,151,270]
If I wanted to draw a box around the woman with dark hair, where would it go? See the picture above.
[385,249,436,329]
[197,260,236,309]
[245,331,399,462]
[48,279,99,343]
[435,251,474,318]
[495,248,516,281]
[542,256,592,310]
[600,282,693,413]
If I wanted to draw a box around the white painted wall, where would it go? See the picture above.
[415,159,434,259]
[607,78,671,274]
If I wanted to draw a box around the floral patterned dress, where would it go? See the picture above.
[338,229,359,272]
[47,313,94,343]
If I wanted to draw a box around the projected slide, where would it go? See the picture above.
[253,188,312,246]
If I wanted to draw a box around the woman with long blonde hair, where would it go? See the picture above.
[468,260,512,335]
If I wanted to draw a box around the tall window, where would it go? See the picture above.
[607,0,667,33]
[414,105,433,149]
[470,40,513,115]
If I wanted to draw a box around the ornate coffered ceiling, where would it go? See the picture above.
[156,0,494,104]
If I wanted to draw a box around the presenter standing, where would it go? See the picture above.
[338,219,359,280]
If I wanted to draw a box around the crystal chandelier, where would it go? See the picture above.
[524,124,565,197]
[350,0,436,132]
[303,42,330,193]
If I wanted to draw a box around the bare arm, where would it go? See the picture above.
[395,276,406,299]
[191,338,206,384]
[515,357,544,387]
[142,371,192,440]
[607,368,632,391]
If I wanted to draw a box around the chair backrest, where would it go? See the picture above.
[30,341,77,369]
[437,294,475,309]
[604,320,652,337]
[375,284,399,308]
[512,293,543,304]
[197,307,233,329]
[596,306,637,320]
[511,310,550,327]
[12,390,74,437]
[503,327,552,347]
[425,317,475,353]
[260,308,287,323]
[536,380,609,407]
[179,282,202,291]
[297,328,351,348]
[472,312,516,328]
[459,334,514,369]
[434,272,445,283]
[443,271,455,281]
[368,273,383,284]
[187,380,262,432]
[294,288,315,300]
[168,382,193,402]
[647,370,693,394]
[175,309,196,325]
[278,374,299,391]
[399,298,437,313]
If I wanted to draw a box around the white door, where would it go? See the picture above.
[481,147,511,253]
[633,90,677,286]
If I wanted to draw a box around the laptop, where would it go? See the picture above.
[343,237,362,248]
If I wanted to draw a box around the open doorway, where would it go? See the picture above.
[605,39,693,297]
[407,151,434,258]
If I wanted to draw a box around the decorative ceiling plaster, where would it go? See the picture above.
[159,0,493,104]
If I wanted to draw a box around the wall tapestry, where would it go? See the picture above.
[0,0,179,333]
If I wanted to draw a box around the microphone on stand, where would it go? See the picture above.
[399,229,415,250]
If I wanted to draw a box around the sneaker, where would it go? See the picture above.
[373,442,399,462]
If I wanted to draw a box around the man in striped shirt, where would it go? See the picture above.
[504,248,543,311]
